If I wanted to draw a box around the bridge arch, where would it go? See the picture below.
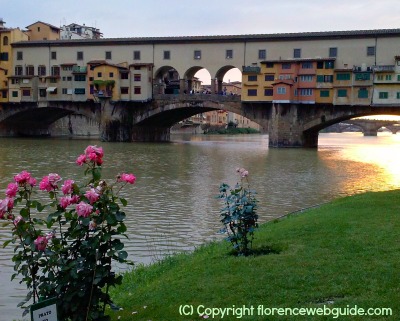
[0,104,99,136]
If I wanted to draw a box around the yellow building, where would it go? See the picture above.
[0,19,29,103]
[25,21,60,40]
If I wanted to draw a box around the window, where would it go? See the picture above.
[3,36,8,46]
[15,65,23,75]
[282,63,291,69]
[1,90,7,98]
[329,47,337,58]
[0,52,8,61]
[277,87,286,94]
[379,92,388,99]
[121,87,129,94]
[336,73,351,81]
[133,51,141,60]
[226,49,233,59]
[97,72,102,77]
[258,49,266,59]
[317,61,324,69]
[74,88,86,95]
[316,75,333,83]
[109,72,114,78]
[337,89,347,97]
[320,90,330,97]
[367,46,375,56]
[134,74,141,81]
[62,88,68,95]
[77,51,83,60]
[26,65,34,76]
[51,51,57,60]
[194,50,201,59]
[264,88,273,96]
[299,89,313,96]
[300,75,313,82]
[39,89,46,97]
[325,61,334,69]
[386,75,392,81]
[377,75,383,81]
[293,48,301,58]
[121,72,129,79]
[22,89,30,97]
[265,62,274,68]
[37,27,40,32]
[358,88,368,98]
[51,66,60,76]
[248,75,257,81]
[247,89,257,96]
[163,50,170,60]
[74,75,86,81]
[301,62,313,69]
[12,91,18,98]
[265,74,275,81]
[16,51,23,60]
[279,74,291,80]
[134,87,141,94]
[38,65,46,76]
[67,76,72,81]
[355,73,370,81]
[105,51,112,60]
[397,92,400,99]
[398,75,400,81]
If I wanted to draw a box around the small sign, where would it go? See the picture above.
[30,297,58,321]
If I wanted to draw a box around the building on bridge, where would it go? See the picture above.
[3,26,400,145]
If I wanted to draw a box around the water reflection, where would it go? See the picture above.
[0,132,400,319]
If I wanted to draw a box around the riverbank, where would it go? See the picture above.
[109,190,399,320]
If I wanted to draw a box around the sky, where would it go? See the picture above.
[3,0,400,83]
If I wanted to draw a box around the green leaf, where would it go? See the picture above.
[119,198,128,206]
[93,167,102,181]
[115,211,126,222]
[118,250,128,261]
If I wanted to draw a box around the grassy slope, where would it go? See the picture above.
[110,190,400,320]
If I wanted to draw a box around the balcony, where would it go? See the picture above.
[242,66,261,74]
[373,65,395,72]
[72,66,87,74]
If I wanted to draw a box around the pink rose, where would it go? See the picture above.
[13,215,23,225]
[76,154,87,166]
[119,173,136,184]
[39,176,52,192]
[34,236,48,251]
[6,182,18,198]
[85,188,100,204]
[48,173,61,186]
[0,198,8,216]
[61,179,74,195]
[46,231,56,240]
[14,170,32,185]
[76,202,93,218]
[70,194,80,204]
[28,177,37,187]
[59,196,72,209]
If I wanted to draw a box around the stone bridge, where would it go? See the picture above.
[1,97,400,147]
[339,119,400,136]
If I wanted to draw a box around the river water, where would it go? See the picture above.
[1,132,400,319]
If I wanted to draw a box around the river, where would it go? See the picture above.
[1,132,400,320]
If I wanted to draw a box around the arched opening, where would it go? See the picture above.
[3,36,8,46]
[154,66,181,94]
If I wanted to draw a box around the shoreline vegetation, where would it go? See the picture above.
[109,190,399,320]
[204,127,261,135]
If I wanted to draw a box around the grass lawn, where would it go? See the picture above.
[109,190,400,320]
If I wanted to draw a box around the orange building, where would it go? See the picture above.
[25,21,60,40]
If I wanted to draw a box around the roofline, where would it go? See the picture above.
[25,21,60,31]
[11,28,400,48]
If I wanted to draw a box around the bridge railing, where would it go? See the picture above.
[153,93,241,103]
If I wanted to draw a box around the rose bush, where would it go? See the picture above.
[217,167,258,256]
[1,145,135,321]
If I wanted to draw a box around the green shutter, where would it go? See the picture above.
[316,75,324,82]
[320,90,329,97]
[337,89,347,97]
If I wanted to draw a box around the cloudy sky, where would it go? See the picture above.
[4,0,400,38]
[3,0,400,83]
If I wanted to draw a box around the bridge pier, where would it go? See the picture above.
[268,103,318,148]
[363,129,378,136]
[131,126,171,142]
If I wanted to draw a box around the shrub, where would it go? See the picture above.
[1,145,135,320]
[217,168,258,256]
